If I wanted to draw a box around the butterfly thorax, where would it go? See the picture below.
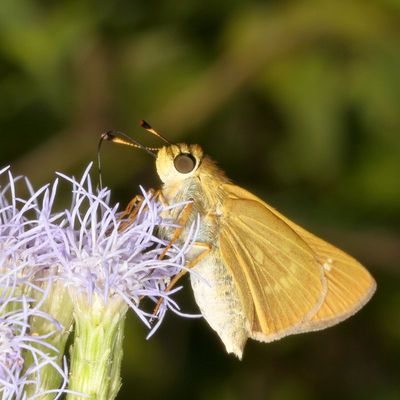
[159,154,231,243]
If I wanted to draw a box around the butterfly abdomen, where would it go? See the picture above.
[190,249,250,359]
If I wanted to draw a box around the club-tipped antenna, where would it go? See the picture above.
[103,130,158,155]
[97,130,158,189]
[140,120,171,145]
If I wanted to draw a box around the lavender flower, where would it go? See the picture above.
[0,167,68,399]
[0,273,68,400]
[37,164,197,328]
[1,163,198,399]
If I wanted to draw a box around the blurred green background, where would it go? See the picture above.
[1,0,400,399]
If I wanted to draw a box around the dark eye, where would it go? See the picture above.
[173,153,196,174]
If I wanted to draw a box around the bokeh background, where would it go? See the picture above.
[1,0,400,399]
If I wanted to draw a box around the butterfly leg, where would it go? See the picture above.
[118,194,145,231]
[126,189,160,216]
[120,194,144,218]
[153,242,211,315]
[119,189,160,230]
[158,201,194,260]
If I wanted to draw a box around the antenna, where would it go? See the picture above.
[97,131,109,190]
[102,130,158,156]
[140,120,171,145]
[97,130,157,189]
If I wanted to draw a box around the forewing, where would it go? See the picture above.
[223,184,376,333]
[219,196,326,342]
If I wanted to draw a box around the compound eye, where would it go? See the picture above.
[174,153,196,174]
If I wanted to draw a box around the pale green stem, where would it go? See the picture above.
[108,316,125,399]
[67,292,128,400]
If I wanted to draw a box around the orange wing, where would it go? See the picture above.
[222,184,376,336]
[219,194,327,342]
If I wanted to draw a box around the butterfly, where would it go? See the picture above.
[102,122,376,359]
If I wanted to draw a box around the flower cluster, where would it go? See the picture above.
[0,164,197,398]
[41,165,197,327]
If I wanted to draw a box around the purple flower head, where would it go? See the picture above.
[35,164,198,333]
[0,278,68,399]
[0,163,197,398]
[0,173,67,398]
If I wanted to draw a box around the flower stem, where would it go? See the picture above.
[67,293,128,400]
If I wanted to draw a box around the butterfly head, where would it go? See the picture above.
[156,143,204,184]
[98,121,212,185]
